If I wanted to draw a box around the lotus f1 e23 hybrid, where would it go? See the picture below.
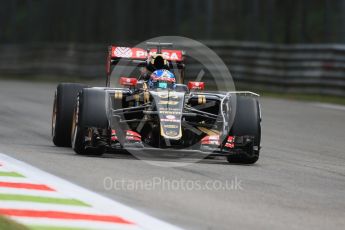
[52,43,261,164]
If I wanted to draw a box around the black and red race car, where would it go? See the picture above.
[52,43,261,164]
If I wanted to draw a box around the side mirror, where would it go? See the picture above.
[188,81,205,90]
[119,77,137,87]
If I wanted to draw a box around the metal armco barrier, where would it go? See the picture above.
[0,41,344,96]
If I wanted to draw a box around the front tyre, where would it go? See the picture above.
[71,96,89,155]
[71,89,108,155]
[227,96,261,164]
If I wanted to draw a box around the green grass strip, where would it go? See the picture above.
[29,226,98,230]
[0,171,25,177]
[0,194,90,207]
[0,216,29,230]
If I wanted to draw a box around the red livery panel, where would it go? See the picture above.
[111,46,183,61]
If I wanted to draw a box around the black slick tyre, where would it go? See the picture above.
[227,96,261,164]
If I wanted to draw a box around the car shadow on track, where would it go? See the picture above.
[48,145,259,166]
[75,151,258,166]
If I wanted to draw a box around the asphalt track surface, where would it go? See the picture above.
[0,80,344,230]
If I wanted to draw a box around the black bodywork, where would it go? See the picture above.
[71,43,260,159]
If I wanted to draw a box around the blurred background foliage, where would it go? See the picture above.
[1,0,344,44]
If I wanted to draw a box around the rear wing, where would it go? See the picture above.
[111,46,184,61]
[106,44,185,86]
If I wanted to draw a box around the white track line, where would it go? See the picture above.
[0,187,69,198]
[0,176,37,183]
[0,201,103,214]
[0,153,183,230]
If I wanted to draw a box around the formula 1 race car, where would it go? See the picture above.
[52,43,261,164]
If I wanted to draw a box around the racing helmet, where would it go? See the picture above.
[148,69,176,89]
[147,54,169,72]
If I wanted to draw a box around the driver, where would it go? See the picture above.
[148,69,176,89]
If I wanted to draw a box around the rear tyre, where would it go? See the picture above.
[227,96,261,164]
[52,83,87,147]
[71,88,108,155]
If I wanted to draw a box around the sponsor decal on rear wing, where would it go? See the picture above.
[110,46,184,62]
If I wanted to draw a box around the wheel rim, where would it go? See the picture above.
[71,99,78,149]
[51,92,57,138]
[71,106,78,149]
[71,113,78,149]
